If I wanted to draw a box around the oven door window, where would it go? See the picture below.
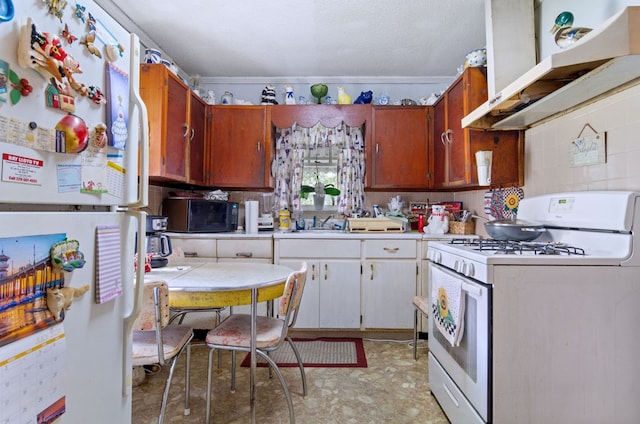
[432,293,478,380]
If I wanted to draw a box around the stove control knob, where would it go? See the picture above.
[464,262,475,277]
[428,251,441,263]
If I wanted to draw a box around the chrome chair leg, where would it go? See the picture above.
[206,348,215,424]
[257,350,295,424]
[286,336,307,397]
[184,344,191,416]
[158,337,192,424]
[413,307,419,360]
[230,351,237,393]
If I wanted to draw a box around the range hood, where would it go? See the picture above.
[463,6,640,130]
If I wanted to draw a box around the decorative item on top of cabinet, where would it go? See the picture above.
[140,64,207,184]
[432,67,523,190]
[207,105,273,189]
[367,106,432,190]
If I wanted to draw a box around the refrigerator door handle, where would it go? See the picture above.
[122,209,147,396]
[128,33,149,209]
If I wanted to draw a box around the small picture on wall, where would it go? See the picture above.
[105,62,129,150]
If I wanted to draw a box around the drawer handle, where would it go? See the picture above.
[184,252,198,257]
[235,252,253,258]
[443,383,460,408]
[383,247,399,252]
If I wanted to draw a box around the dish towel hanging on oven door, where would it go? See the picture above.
[431,267,465,346]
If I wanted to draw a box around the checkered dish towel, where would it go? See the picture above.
[431,266,465,347]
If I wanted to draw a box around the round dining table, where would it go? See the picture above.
[144,260,293,423]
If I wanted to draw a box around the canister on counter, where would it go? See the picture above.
[279,208,291,231]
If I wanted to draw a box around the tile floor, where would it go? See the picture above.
[132,332,449,424]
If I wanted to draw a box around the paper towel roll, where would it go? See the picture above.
[245,201,259,234]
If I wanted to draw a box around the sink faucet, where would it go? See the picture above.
[320,215,333,228]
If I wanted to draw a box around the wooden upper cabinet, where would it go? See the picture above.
[141,64,189,182]
[207,105,272,189]
[187,93,207,186]
[270,104,371,129]
[368,106,432,190]
[432,67,524,189]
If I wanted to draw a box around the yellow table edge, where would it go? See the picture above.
[168,282,286,309]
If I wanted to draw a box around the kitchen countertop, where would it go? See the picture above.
[167,230,476,240]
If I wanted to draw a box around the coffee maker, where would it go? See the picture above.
[145,215,172,268]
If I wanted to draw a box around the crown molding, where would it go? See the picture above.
[201,76,456,85]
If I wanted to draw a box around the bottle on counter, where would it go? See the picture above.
[279,208,291,232]
[418,214,425,233]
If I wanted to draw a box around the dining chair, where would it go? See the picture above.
[413,295,429,360]
[204,262,308,424]
[132,281,194,424]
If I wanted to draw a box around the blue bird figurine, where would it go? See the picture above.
[550,11,592,49]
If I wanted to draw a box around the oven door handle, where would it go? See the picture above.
[462,281,483,296]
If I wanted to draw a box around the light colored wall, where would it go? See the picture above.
[523,83,640,196]
[537,0,635,60]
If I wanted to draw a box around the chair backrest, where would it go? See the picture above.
[132,280,170,331]
[278,262,308,326]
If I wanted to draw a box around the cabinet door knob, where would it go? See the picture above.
[370,263,374,280]
[445,129,453,144]
[190,128,194,141]
[257,140,261,152]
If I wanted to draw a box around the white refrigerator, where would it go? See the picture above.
[0,1,149,423]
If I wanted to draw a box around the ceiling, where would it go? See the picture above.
[96,0,487,81]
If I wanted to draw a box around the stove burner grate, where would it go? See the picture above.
[449,238,586,256]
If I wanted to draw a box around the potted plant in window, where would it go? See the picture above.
[301,180,340,210]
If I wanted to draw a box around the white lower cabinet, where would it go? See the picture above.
[362,239,418,329]
[276,238,362,329]
[362,260,417,328]
[276,236,420,330]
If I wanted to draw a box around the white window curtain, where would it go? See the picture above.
[273,122,365,216]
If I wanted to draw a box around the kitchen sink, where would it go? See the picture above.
[303,227,345,233]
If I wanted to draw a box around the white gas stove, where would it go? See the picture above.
[428,191,640,283]
[426,191,640,424]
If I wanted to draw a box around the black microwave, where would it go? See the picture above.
[162,198,238,233]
